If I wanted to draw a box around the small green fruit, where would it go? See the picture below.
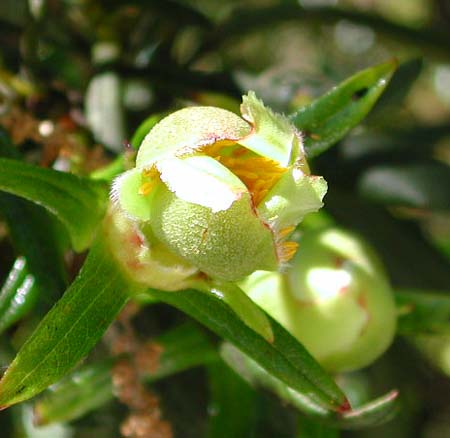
[241,227,397,372]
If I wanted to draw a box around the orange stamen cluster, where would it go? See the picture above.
[211,146,287,206]
[205,144,299,263]
[138,167,160,196]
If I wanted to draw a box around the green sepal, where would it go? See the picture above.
[112,168,153,221]
[0,229,141,408]
[103,210,198,291]
[136,106,250,168]
[240,91,301,166]
[257,169,327,232]
[150,182,278,281]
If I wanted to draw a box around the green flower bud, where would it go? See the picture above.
[241,228,397,372]
[111,92,327,287]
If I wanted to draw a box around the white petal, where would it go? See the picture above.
[157,155,247,212]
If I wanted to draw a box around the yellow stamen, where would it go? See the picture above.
[142,167,159,178]
[279,241,299,263]
[138,181,155,196]
[233,170,259,180]
[201,140,235,157]
[202,142,288,206]
[139,167,160,196]
[255,189,269,205]
[278,226,295,239]
[214,152,287,206]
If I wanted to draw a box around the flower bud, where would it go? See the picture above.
[111,92,327,287]
[241,227,397,372]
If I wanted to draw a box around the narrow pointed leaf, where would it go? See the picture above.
[0,130,66,305]
[149,288,348,412]
[34,322,218,425]
[0,157,108,251]
[207,281,273,342]
[221,343,398,429]
[0,258,40,335]
[370,57,423,116]
[289,60,397,158]
[0,195,67,300]
[338,390,399,429]
[221,343,331,419]
[34,358,115,426]
[0,233,137,408]
[90,154,126,182]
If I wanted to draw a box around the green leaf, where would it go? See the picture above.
[0,195,67,297]
[206,281,273,342]
[369,58,423,117]
[396,289,450,335]
[33,322,218,425]
[221,343,398,429]
[15,404,74,438]
[358,163,450,211]
[90,154,127,182]
[337,391,399,429]
[0,129,67,302]
[0,258,40,335]
[221,342,332,419]
[34,358,115,426]
[207,361,258,438]
[289,60,396,158]
[148,288,348,412]
[0,233,137,408]
[0,157,108,251]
